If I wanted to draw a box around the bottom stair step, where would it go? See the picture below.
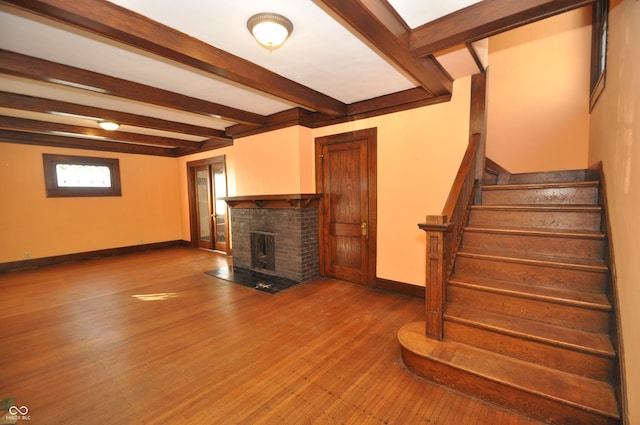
[398,322,619,425]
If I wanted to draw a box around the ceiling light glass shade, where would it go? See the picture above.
[98,121,120,131]
[247,13,293,51]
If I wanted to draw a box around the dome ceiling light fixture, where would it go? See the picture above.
[98,121,120,131]
[247,12,293,51]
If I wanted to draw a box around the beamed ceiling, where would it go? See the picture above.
[0,0,597,157]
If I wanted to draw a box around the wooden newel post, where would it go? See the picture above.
[419,215,454,341]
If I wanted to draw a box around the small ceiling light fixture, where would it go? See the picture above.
[98,121,120,131]
[247,12,293,51]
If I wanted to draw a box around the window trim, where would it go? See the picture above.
[589,0,608,111]
[43,153,122,197]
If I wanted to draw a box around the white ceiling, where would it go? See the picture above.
[388,0,483,28]
[0,0,484,143]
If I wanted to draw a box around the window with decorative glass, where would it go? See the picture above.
[43,153,122,197]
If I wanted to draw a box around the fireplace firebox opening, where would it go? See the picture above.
[251,231,276,272]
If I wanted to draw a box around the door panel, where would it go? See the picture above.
[195,166,213,249]
[316,128,376,286]
[326,141,367,283]
[212,164,228,252]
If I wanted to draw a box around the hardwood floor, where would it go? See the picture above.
[0,247,547,424]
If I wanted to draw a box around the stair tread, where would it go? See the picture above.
[482,181,599,191]
[464,225,605,239]
[471,204,602,212]
[449,272,612,311]
[444,304,615,357]
[398,322,619,419]
[457,249,608,271]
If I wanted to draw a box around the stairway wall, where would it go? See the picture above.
[588,1,640,423]
[486,8,591,172]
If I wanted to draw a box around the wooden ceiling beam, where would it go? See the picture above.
[0,129,176,157]
[0,115,201,149]
[0,91,229,140]
[0,49,266,127]
[3,0,348,117]
[410,0,598,57]
[316,0,452,96]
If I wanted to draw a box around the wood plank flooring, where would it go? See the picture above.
[0,247,547,424]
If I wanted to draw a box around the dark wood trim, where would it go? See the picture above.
[225,109,317,139]
[376,278,425,299]
[0,130,177,157]
[589,0,609,112]
[420,134,480,340]
[0,240,187,273]
[484,157,511,176]
[316,0,452,96]
[42,153,122,197]
[466,43,486,74]
[0,115,201,149]
[227,91,452,139]
[469,72,488,188]
[410,0,597,57]
[3,0,347,117]
[0,91,227,139]
[0,49,266,127]
[222,194,322,209]
[588,161,629,425]
[174,138,234,157]
[346,89,450,122]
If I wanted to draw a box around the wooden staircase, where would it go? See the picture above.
[399,168,621,425]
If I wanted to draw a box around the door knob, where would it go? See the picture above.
[361,221,367,237]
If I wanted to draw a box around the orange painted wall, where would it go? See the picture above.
[487,8,592,172]
[178,77,472,286]
[0,143,182,263]
[1,8,598,292]
[588,0,640,422]
[176,126,314,241]
[310,78,471,286]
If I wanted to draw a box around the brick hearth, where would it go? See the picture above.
[224,195,321,282]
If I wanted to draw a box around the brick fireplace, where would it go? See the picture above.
[223,194,322,283]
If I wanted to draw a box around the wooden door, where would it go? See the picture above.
[187,156,229,253]
[194,165,213,249]
[211,163,229,252]
[316,128,377,286]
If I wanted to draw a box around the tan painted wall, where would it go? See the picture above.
[2,8,599,291]
[178,77,472,286]
[487,8,592,173]
[588,0,640,422]
[0,143,182,262]
[311,78,471,286]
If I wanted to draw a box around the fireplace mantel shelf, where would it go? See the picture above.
[222,194,322,209]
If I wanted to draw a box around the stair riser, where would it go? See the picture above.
[400,348,618,425]
[443,321,614,382]
[461,232,605,259]
[484,171,498,185]
[507,170,588,185]
[468,209,601,232]
[455,256,607,293]
[447,285,610,333]
[482,186,598,205]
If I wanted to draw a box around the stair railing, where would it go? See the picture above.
[418,133,481,340]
